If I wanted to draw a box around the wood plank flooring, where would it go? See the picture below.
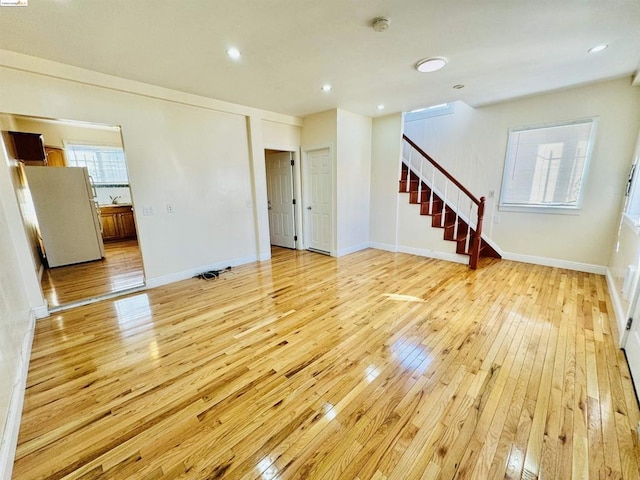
[40,239,144,308]
[13,247,640,479]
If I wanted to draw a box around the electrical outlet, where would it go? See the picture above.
[142,206,154,216]
[167,204,174,214]
[493,215,501,224]
[488,190,495,199]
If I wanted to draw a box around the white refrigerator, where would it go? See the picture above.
[24,166,105,268]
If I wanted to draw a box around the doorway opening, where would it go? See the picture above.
[1,113,145,310]
[265,149,297,250]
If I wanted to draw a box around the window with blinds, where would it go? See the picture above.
[499,118,597,212]
[65,144,129,185]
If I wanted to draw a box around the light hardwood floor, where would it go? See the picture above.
[13,248,640,479]
[40,239,144,308]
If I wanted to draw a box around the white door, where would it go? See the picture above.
[305,148,332,254]
[266,152,296,249]
[625,296,640,399]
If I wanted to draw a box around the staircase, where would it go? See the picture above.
[400,134,501,269]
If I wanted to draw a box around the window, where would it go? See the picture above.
[404,102,455,122]
[499,118,597,213]
[65,144,129,185]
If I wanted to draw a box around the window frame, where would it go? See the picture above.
[498,117,598,215]
[63,141,130,186]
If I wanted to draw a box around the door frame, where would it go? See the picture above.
[301,144,336,256]
[264,149,297,249]
[263,145,302,251]
[0,112,147,313]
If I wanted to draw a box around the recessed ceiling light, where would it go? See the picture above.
[377,104,385,110]
[416,57,447,73]
[226,47,241,59]
[588,44,608,53]
[321,84,332,92]
[452,84,465,90]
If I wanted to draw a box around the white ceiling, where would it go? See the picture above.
[0,0,638,118]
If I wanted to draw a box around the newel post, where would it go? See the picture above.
[469,196,486,270]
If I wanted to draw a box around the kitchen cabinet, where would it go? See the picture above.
[100,205,137,241]
[45,146,66,167]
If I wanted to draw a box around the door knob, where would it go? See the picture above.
[307,206,312,210]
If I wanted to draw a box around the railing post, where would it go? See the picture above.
[469,196,485,270]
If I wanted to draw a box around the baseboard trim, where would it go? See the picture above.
[336,243,370,257]
[502,252,606,275]
[32,303,49,319]
[0,311,36,480]
[606,268,628,346]
[145,254,259,289]
[396,245,469,265]
[369,242,397,253]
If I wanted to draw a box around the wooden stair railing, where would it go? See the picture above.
[400,134,501,269]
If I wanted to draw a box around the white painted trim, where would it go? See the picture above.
[0,50,302,127]
[502,252,606,274]
[0,311,36,480]
[369,242,397,253]
[336,243,370,257]
[258,252,272,262]
[32,303,49,319]
[145,254,258,288]
[606,267,629,346]
[396,245,469,265]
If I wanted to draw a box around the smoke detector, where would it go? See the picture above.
[372,17,390,32]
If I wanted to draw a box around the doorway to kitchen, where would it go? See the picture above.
[1,113,145,310]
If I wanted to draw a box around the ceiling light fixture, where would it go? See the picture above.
[372,17,391,32]
[226,47,241,59]
[416,57,447,73]
[377,104,385,110]
[321,84,332,92]
[588,44,608,53]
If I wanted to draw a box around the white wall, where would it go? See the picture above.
[370,113,402,249]
[0,50,302,472]
[301,109,373,256]
[336,109,372,256]
[402,78,640,270]
[0,51,302,285]
[301,110,338,254]
[0,126,38,479]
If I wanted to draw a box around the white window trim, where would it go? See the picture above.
[63,140,130,186]
[498,117,598,215]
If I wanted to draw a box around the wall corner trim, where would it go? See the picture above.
[336,243,370,257]
[0,311,36,480]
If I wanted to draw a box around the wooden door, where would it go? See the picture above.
[266,152,296,249]
[305,147,332,254]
